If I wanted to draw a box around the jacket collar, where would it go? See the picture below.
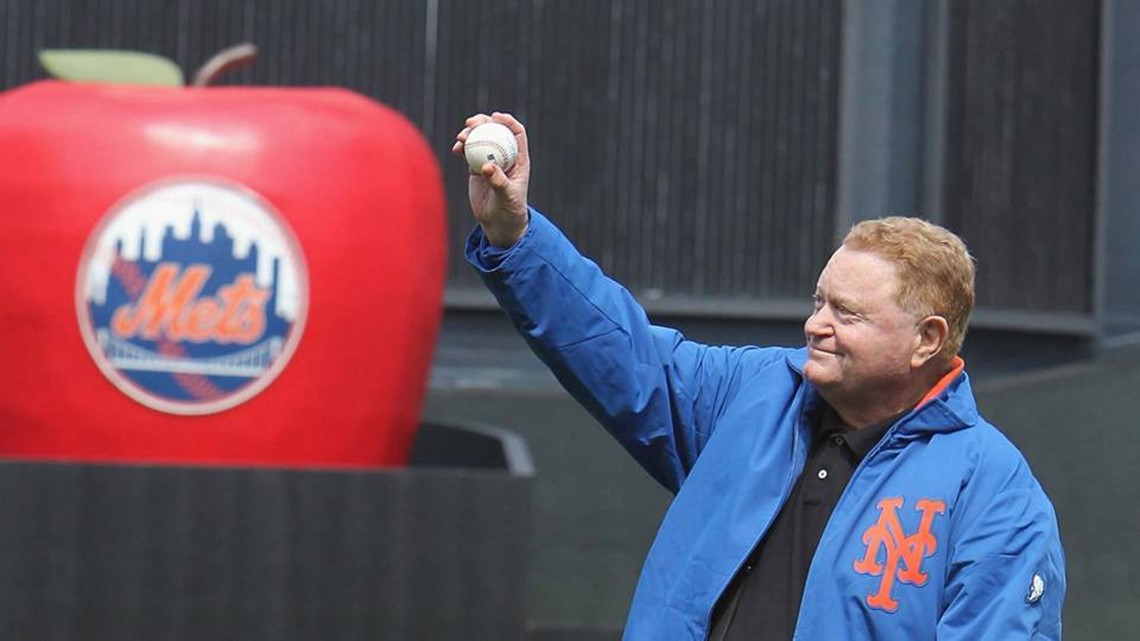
[785,349,978,435]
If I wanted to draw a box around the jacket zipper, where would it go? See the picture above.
[702,403,811,639]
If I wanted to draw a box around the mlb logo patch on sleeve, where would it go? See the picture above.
[1026,573,1045,604]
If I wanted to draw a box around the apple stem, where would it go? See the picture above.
[191,43,259,87]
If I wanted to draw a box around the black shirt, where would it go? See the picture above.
[709,404,901,641]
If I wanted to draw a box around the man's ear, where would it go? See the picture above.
[912,315,949,368]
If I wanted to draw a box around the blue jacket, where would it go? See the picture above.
[467,209,1066,640]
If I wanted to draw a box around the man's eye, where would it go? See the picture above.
[811,296,824,310]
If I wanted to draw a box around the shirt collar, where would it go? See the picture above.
[817,404,911,461]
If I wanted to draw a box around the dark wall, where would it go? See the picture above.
[970,347,1140,641]
[1,0,1104,330]
[943,0,1100,315]
[0,455,533,640]
[473,0,843,304]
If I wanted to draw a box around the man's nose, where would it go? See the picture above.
[804,307,831,339]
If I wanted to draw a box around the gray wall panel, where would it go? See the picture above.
[432,0,843,304]
[943,0,1099,315]
[1100,0,1140,340]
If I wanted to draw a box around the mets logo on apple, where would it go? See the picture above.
[76,178,309,415]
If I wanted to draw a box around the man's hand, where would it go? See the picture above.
[452,112,531,248]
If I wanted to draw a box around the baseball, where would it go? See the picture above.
[464,122,519,174]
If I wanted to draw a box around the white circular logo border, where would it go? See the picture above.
[75,176,310,416]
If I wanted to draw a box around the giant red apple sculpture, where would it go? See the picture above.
[0,46,446,467]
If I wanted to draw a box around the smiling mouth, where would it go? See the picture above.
[809,346,840,357]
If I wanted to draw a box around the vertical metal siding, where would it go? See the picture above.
[436,0,843,303]
[2,0,842,312]
[2,0,1103,322]
[1,0,429,125]
[943,0,1100,315]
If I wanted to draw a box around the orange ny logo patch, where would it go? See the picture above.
[853,496,946,612]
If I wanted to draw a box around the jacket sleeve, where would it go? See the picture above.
[465,208,783,493]
[937,453,1066,640]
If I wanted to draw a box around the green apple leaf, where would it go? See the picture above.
[38,50,184,86]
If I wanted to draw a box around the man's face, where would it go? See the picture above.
[803,246,921,401]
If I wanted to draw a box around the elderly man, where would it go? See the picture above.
[454,113,1065,640]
